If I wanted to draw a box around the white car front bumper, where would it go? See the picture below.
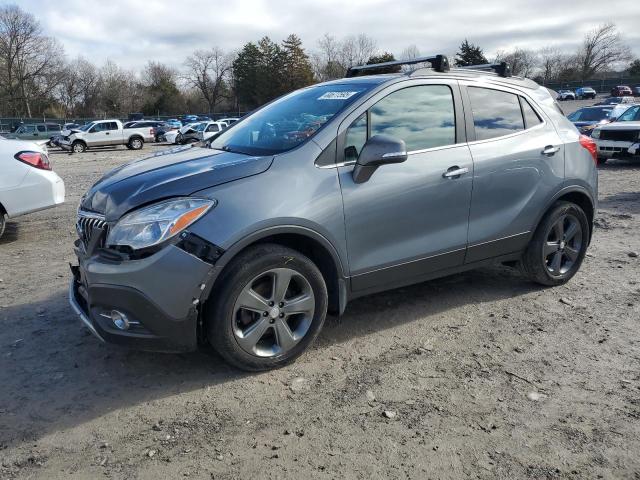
[596,139,640,159]
[3,169,65,218]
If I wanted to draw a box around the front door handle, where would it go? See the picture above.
[542,145,560,156]
[443,166,469,179]
[105,132,110,135]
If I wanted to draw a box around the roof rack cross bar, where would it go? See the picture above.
[459,61,511,77]
[345,54,450,77]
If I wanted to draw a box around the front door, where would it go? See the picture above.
[337,81,473,293]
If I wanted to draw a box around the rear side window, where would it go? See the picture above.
[37,125,46,132]
[468,87,524,140]
[370,85,456,151]
[520,98,542,129]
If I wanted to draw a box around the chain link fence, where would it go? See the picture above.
[543,77,640,94]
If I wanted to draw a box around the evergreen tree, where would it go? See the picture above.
[282,34,314,91]
[454,39,488,66]
[629,59,640,76]
[364,52,401,74]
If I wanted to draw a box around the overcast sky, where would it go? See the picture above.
[11,0,640,70]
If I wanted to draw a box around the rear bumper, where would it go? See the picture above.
[3,169,65,218]
[69,243,215,352]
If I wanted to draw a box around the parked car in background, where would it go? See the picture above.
[596,96,636,106]
[557,90,576,101]
[218,117,240,126]
[0,138,65,238]
[165,122,201,144]
[632,86,640,97]
[70,56,598,371]
[181,121,227,144]
[611,85,633,97]
[125,120,168,141]
[575,87,597,99]
[6,123,61,141]
[182,115,199,124]
[567,104,632,135]
[166,118,182,129]
[59,119,154,153]
[592,120,640,164]
[197,116,212,122]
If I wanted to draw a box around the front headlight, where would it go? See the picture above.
[106,198,216,250]
[591,128,601,139]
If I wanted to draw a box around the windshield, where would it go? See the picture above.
[568,107,614,122]
[211,83,374,155]
[79,123,94,131]
[195,123,208,132]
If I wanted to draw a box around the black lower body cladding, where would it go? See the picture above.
[70,242,216,352]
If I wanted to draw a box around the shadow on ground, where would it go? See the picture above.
[0,264,538,450]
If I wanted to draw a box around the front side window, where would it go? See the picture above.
[211,83,375,156]
[468,87,524,140]
[370,85,456,151]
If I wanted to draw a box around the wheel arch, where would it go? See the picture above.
[534,186,595,243]
[204,226,348,318]
[128,135,144,144]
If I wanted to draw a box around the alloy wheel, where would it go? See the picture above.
[232,268,315,357]
[543,214,583,277]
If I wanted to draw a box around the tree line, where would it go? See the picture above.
[0,3,637,120]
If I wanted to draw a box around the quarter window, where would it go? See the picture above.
[37,125,46,132]
[344,113,367,162]
[370,85,456,151]
[521,98,542,128]
[468,87,524,140]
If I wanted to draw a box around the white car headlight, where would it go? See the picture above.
[591,128,601,139]
[106,198,216,250]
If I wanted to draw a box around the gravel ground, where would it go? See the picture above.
[0,139,639,479]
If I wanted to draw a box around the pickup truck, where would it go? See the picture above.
[58,119,154,153]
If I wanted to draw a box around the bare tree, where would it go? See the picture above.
[536,47,564,84]
[313,33,377,81]
[340,34,377,68]
[576,23,632,79]
[400,45,420,60]
[0,4,63,117]
[495,48,537,77]
[183,48,232,114]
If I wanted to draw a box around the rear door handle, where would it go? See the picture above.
[443,166,469,179]
[542,145,560,156]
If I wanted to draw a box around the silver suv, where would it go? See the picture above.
[70,55,598,371]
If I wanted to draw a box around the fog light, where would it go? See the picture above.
[110,310,130,330]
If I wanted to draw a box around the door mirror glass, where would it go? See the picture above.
[352,134,407,184]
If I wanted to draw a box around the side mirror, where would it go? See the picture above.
[352,134,408,184]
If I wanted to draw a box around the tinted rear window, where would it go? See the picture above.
[468,87,524,140]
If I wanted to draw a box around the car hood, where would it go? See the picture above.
[81,145,274,222]
[598,121,640,130]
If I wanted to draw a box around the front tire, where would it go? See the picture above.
[72,141,86,153]
[207,244,328,371]
[521,201,589,286]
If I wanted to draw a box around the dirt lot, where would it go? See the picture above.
[1,139,639,479]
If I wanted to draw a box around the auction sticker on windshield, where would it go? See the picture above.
[318,91,361,100]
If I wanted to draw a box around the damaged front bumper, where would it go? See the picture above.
[69,240,218,353]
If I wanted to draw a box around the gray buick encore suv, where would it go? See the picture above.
[70,55,598,371]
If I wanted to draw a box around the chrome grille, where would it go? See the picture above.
[76,210,108,249]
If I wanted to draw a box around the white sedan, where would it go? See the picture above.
[0,138,65,238]
[164,123,201,144]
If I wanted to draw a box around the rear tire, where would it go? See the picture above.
[597,157,608,166]
[520,201,589,286]
[207,244,328,371]
[127,137,143,150]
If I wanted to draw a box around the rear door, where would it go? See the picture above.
[461,83,565,263]
[337,79,474,293]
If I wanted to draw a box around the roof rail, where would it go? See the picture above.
[345,54,450,78]
[459,61,511,77]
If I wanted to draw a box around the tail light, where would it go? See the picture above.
[15,151,51,170]
[150,127,155,136]
[579,134,597,165]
